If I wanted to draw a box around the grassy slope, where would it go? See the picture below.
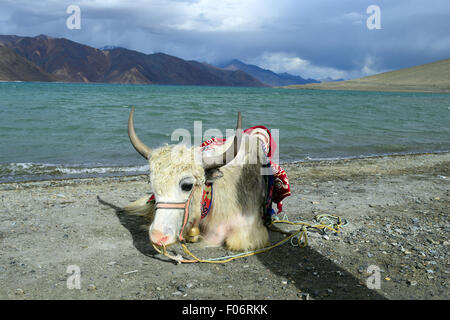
[287,58,450,93]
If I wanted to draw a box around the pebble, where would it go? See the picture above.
[172,291,183,296]
[87,284,96,291]
[186,282,194,289]
[407,280,418,286]
[123,270,138,275]
[300,293,310,300]
[401,248,412,255]
[15,288,25,295]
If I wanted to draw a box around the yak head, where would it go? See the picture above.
[127,108,242,247]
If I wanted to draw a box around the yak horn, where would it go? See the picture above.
[128,107,152,159]
[202,112,242,170]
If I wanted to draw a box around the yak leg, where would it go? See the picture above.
[200,224,230,248]
[225,214,269,251]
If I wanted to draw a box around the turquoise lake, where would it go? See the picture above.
[1,82,449,182]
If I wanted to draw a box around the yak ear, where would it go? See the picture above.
[204,168,224,183]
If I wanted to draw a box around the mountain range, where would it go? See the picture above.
[219,59,320,86]
[0,35,267,87]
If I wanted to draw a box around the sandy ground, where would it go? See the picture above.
[0,153,448,300]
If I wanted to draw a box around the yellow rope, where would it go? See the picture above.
[158,214,344,264]
[181,228,303,263]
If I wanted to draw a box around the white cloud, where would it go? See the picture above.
[253,52,348,80]
[165,0,278,32]
[251,52,393,80]
[361,55,378,76]
[72,0,278,33]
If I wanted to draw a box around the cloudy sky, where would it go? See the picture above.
[1,0,449,80]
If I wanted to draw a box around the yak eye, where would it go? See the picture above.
[181,182,193,192]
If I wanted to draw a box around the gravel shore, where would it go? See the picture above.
[0,152,448,300]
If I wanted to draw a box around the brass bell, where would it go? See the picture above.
[186,226,200,243]
[188,226,200,237]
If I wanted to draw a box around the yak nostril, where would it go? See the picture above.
[150,229,174,246]
[151,229,166,244]
[158,236,169,246]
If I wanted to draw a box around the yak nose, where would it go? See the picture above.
[150,229,174,246]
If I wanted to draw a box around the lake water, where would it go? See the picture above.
[1,82,449,182]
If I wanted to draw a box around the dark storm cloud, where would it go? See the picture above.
[1,0,449,79]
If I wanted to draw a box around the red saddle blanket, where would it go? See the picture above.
[201,125,291,215]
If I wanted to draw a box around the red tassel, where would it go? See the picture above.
[147,194,155,204]
[277,201,283,214]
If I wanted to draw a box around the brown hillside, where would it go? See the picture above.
[0,44,55,82]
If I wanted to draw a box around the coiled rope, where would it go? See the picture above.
[152,213,346,264]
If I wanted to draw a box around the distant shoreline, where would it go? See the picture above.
[283,83,450,94]
[2,80,450,93]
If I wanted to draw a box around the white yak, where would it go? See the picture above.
[124,108,270,251]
